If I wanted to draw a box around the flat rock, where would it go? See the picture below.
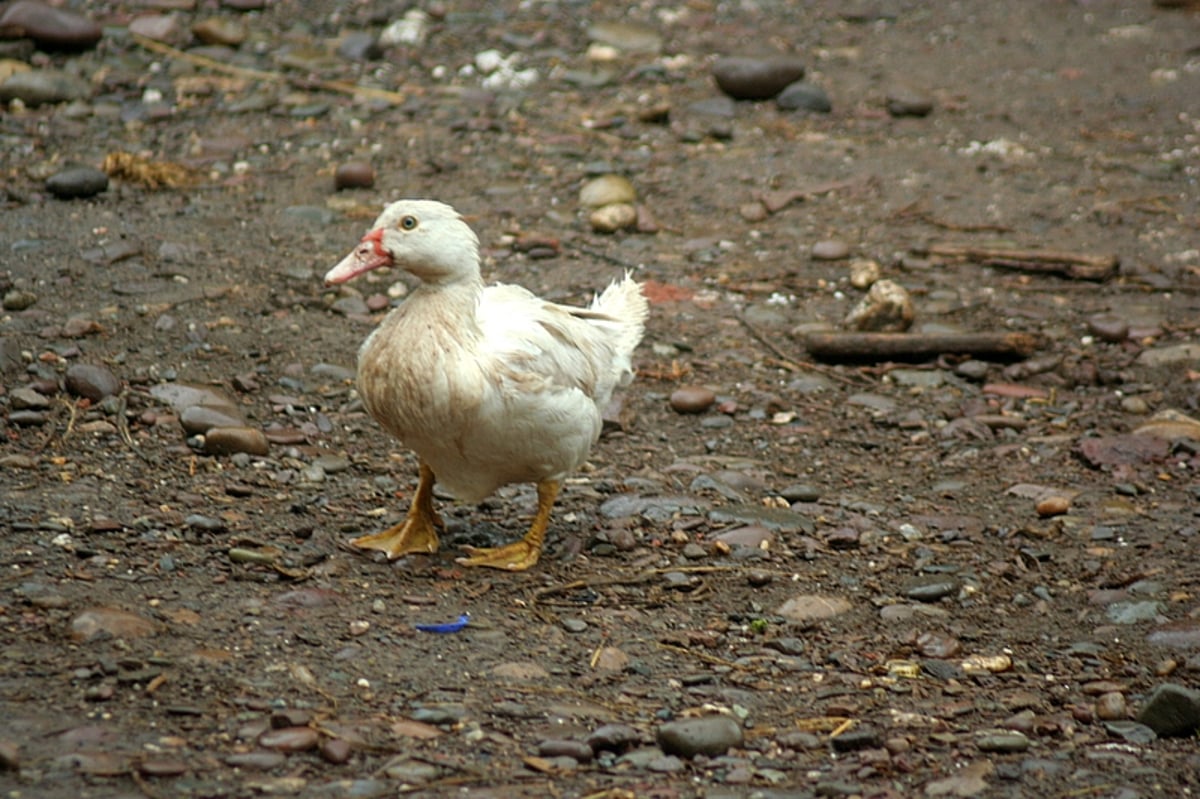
[776,594,852,622]
[70,607,157,642]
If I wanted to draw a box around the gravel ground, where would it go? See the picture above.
[2,1,1200,797]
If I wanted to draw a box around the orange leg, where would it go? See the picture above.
[350,462,441,559]
[456,479,559,571]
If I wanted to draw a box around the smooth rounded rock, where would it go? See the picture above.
[886,90,934,117]
[589,202,637,233]
[669,386,716,414]
[334,161,375,190]
[580,174,636,207]
[180,404,245,434]
[777,80,832,112]
[1087,313,1129,342]
[258,726,319,752]
[712,55,805,100]
[537,739,593,763]
[191,17,247,46]
[0,1,102,50]
[203,426,270,456]
[811,239,850,260]
[46,167,108,199]
[656,715,744,758]
[0,69,90,106]
[65,363,120,401]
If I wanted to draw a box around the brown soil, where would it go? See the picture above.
[3,1,1200,797]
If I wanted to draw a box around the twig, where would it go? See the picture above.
[737,314,867,387]
[655,641,753,670]
[804,331,1040,363]
[917,242,1118,281]
[131,34,407,105]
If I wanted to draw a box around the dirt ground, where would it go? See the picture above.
[3,1,1200,797]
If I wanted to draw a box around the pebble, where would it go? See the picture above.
[655,715,744,758]
[587,724,640,753]
[0,68,90,106]
[844,279,914,332]
[191,17,246,46]
[811,239,850,260]
[779,483,821,502]
[589,202,637,233]
[711,55,806,100]
[586,21,662,54]
[669,386,716,414]
[0,739,19,770]
[70,607,156,642]
[64,363,120,401]
[0,1,103,50]
[776,594,852,622]
[1095,691,1127,721]
[776,80,832,112]
[138,757,188,776]
[886,89,934,117]
[1035,495,1071,517]
[830,728,881,752]
[128,14,185,44]
[320,737,353,764]
[537,739,593,763]
[3,289,37,310]
[10,386,50,409]
[225,750,286,769]
[848,258,882,289]
[45,166,108,199]
[1136,683,1200,737]
[1087,313,1129,342]
[975,730,1030,753]
[259,726,320,752]
[904,578,958,602]
[203,426,270,456]
[180,404,244,434]
[580,174,636,207]
[334,162,375,190]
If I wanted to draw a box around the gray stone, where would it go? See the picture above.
[0,69,90,106]
[46,166,108,199]
[656,715,744,758]
[777,81,832,112]
[1135,683,1200,737]
[65,364,120,400]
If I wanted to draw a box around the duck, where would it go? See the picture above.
[324,200,648,571]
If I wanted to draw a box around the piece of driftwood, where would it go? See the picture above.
[918,243,1118,280]
[804,331,1040,362]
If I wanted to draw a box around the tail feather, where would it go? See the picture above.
[592,272,649,358]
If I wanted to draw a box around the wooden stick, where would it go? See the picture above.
[917,242,1118,280]
[804,331,1040,362]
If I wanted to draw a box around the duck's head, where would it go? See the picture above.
[324,200,480,286]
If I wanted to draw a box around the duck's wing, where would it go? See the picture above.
[476,283,634,401]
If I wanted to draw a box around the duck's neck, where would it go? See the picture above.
[407,275,484,327]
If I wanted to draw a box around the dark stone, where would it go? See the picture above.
[46,166,108,199]
[0,1,102,51]
[712,55,806,100]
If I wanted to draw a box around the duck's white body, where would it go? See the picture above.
[325,200,647,570]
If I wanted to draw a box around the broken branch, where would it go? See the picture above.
[803,331,1040,362]
[917,242,1118,281]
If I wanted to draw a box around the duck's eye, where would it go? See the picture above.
[399,215,418,230]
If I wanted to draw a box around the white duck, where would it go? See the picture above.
[325,200,648,571]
